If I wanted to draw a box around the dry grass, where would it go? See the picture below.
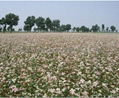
[0,33,119,97]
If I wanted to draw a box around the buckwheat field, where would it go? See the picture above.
[0,33,119,97]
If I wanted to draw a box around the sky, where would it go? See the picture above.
[0,1,119,30]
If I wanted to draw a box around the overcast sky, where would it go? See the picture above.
[0,1,119,30]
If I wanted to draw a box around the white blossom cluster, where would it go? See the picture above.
[0,33,119,97]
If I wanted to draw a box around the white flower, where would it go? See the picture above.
[0,62,3,65]
[48,88,55,93]
[80,61,84,66]
[111,90,116,94]
[58,62,64,67]
[87,80,91,84]
[70,88,75,95]
[51,76,57,81]
[82,91,88,96]
[56,88,61,94]
[116,88,119,92]
[9,85,19,92]
[93,81,98,87]
[102,83,107,87]
[27,67,32,71]
[12,78,16,83]
[61,72,65,75]
[49,63,53,67]
[43,94,48,98]
[62,88,66,92]
[77,71,82,75]
[80,78,85,84]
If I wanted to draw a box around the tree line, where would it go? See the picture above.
[0,13,118,33]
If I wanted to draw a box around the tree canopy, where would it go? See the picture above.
[110,26,116,32]
[5,13,19,32]
[0,13,118,33]
[24,16,35,32]
[91,24,100,32]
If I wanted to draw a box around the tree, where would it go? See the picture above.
[76,27,80,32]
[80,26,90,32]
[0,19,2,32]
[59,24,71,32]
[65,24,71,32]
[52,20,60,32]
[5,13,19,32]
[24,24,31,32]
[0,18,7,32]
[60,25,66,32]
[91,24,100,32]
[101,24,105,32]
[110,26,116,32]
[35,17,45,32]
[0,27,2,32]
[24,16,35,32]
[72,27,76,32]
[106,27,109,32]
[18,28,22,32]
[45,17,52,32]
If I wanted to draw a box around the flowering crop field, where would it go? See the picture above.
[0,33,119,97]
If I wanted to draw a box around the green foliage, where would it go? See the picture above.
[45,17,52,32]
[0,17,7,32]
[35,17,45,32]
[59,24,71,32]
[102,24,105,32]
[24,24,31,32]
[91,24,100,32]
[0,13,118,33]
[24,16,35,32]
[52,20,60,32]
[18,28,22,32]
[72,27,76,32]
[0,27,2,32]
[65,24,71,32]
[76,27,80,32]
[0,19,2,32]
[80,26,90,32]
[0,13,19,32]
[60,25,66,32]
[106,27,109,32]
[5,13,19,32]
[110,26,116,32]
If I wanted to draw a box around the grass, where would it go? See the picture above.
[0,33,119,97]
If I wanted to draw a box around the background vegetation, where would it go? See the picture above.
[0,13,118,33]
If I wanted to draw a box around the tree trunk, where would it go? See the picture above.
[10,26,12,33]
